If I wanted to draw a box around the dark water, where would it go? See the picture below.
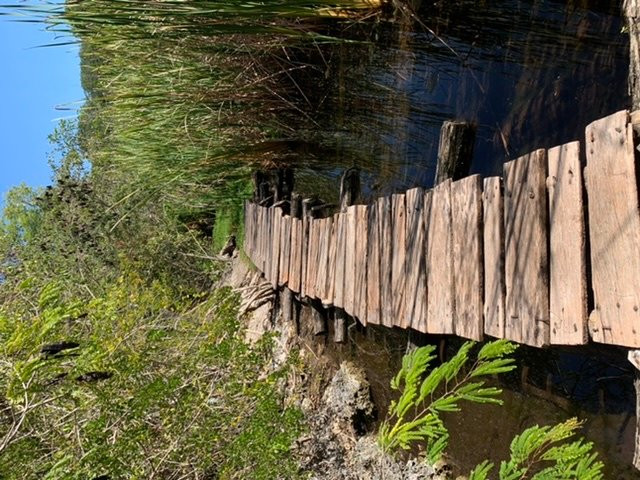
[284,0,629,201]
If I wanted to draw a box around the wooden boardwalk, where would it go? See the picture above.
[244,110,640,349]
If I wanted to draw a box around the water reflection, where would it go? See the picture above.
[289,0,629,200]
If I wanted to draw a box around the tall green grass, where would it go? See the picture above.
[5,0,380,221]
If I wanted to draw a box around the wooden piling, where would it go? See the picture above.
[434,121,476,185]
[625,0,640,110]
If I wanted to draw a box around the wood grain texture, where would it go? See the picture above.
[404,187,426,331]
[269,208,282,288]
[483,177,506,339]
[252,204,259,266]
[451,175,483,341]
[315,218,332,301]
[244,201,250,256]
[323,214,339,306]
[257,206,264,273]
[504,149,549,347]
[585,110,640,347]
[300,212,311,298]
[366,202,381,325]
[278,215,291,286]
[305,218,318,299]
[379,196,394,327]
[419,190,433,334]
[355,205,369,323]
[333,212,347,309]
[262,206,269,274]
[426,179,454,334]
[344,205,358,316]
[391,194,406,327]
[547,141,588,345]
[266,207,274,283]
[289,218,302,292]
[314,218,327,299]
[255,206,261,270]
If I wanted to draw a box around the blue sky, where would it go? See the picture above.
[0,3,83,202]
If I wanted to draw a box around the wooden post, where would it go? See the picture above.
[625,0,640,110]
[434,121,476,185]
[408,120,475,350]
[334,168,360,343]
[253,170,267,202]
[275,167,294,203]
[629,350,640,470]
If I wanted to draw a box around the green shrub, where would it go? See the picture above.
[378,339,518,462]
[469,418,604,480]
[0,280,305,479]
[380,340,605,480]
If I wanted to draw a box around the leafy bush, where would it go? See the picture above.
[469,418,604,480]
[378,339,518,462]
[380,340,605,480]
[0,279,305,479]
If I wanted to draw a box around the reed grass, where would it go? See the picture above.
[3,0,383,228]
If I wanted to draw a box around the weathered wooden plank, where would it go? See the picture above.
[366,202,381,326]
[585,110,640,347]
[333,212,347,309]
[262,206,268,272]
[249,202,256,260]
[305,218,317,299]
[289,218,302,292]
[504,149,549,347]
[315,218,331,301]
[404,188,427,331]
[251,203,259,266]
[244,201,250,256]
[269,207,282,288]
[378,196,394,328]
[451,175,484,341]
[278,215,290,286]
[323,215,339,306]
[547,141,588,345]
[311,218,321,298]
[266,207,274,281]
[483,177,506,339]
[426,179,454,334]
[417,190,433,334]
[355,205,369,324]
[391,194,406,328]
[344,205,358,317]
[257,206,264,272]
[300,203,311,298]
[311,218,322,299]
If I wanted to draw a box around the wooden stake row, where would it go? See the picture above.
[243,110,640,349]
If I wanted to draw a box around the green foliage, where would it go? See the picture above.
[378,339,518,461]
[468,418,604,480]
[0,279,305,479]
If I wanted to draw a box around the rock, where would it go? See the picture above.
[322,362,374,425]
[349,436,443,480]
